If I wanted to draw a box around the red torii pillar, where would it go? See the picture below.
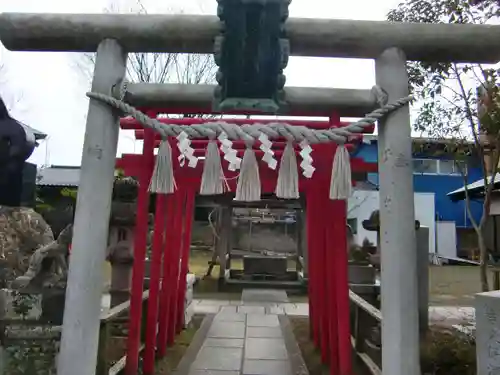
[124,125,155,375]
[304,113,352,375]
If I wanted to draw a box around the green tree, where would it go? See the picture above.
[388,0,500,291]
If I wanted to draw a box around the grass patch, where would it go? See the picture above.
[290,317,329,375]
[429,265,493,306]
[421,327,476,375]
[153,315,204,375]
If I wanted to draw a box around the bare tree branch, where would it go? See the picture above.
[74,0,217,94]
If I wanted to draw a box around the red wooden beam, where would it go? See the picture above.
[115,153,377,181]
[115,153,377,172]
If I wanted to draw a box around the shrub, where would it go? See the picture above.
[421,327,476,375]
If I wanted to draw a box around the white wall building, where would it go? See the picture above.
[348,190,458,258]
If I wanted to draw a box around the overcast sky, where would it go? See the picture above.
[0,0,403,166]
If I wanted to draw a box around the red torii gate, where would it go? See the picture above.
[115,110,377,375]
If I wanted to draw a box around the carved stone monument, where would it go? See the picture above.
[476,291,500,375]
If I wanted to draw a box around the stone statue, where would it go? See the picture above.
[0,206,72,324]
[347,223,375,265]
[11,224,72,290]
[361,209,420,268]
[0,206,56,289]
[0,205,73,292]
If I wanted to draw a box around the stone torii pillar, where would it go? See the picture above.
[375,47,420,375]
[57,39,127,375]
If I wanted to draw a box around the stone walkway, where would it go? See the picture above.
[179,289,302,375]
[101,293,476,326]
[191,299,309,317]
[191,299,475,320]
[189,299,477,334]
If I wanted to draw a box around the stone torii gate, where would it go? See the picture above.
[1,10,500,375]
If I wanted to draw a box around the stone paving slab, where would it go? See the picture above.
[204,338,245,348]
[246,326,283,338]
[192,347,243,371]
[243,359,292,375]
[247,314,279,327]
[189,371,240,375]
[237,305,266,314]
[215,311,246,322]
[242,289,289,303]
[208,322,246,339]
[218,306,239,314]
[245,338,288,360]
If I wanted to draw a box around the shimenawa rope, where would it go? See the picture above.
[87,88,412,201]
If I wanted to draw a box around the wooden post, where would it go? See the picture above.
[167,190,186,347]
[157,194,177,357]
[176,189,196,333]
[416,226,429,336]
[96,321,110,375]
[143,193,167,374]
[125,128,155,375]
[376,47,420,375]
[306,190,319,346]
[57,39,126,375]
[328,199,351,375]
[217,205,232,282]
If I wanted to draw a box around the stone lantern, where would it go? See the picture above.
[106,177,139,307]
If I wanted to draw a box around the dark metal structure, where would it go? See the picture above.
[213,0,290,112]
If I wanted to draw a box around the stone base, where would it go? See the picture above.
[243,256,288,277]
[348,264,376,284]
[40,290,66,325]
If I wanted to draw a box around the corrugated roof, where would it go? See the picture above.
[18,121,47,141]
[447,174,500,201]
[36,166,80,187]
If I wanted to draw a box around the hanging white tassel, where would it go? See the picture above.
[200,139,225,195]
[149,139,176,194]
[177,131,198,168]
[219,132,241,171]
[299,140,315,178]
[275,142,299,199]
[235,144,261,202]
[259,133,277,170]
[329,144,352,200]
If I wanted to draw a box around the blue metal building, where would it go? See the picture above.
[353,137,483,229]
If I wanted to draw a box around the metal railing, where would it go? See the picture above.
[97,290,149,375]
[349,289,382,375]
